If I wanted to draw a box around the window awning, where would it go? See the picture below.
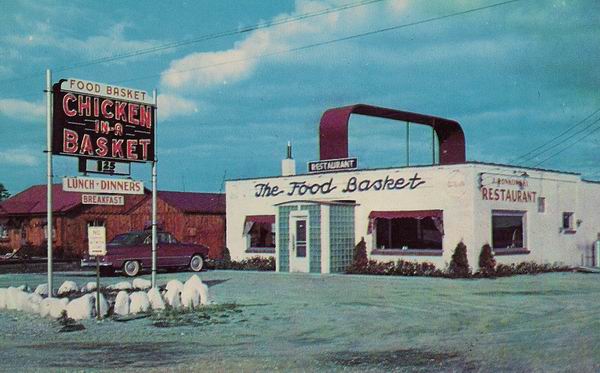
[368,210,442,220]
[368,210,443,234]
[243,215,275,235]
[244,215,275,225]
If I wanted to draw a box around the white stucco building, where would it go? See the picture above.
[225,105,600,273]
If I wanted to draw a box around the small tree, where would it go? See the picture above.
[478,243,496,276]
[448,241,471,278]
[352,237,368,269]
[0,183,10,201]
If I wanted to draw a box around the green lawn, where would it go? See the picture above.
[0,270,599,372]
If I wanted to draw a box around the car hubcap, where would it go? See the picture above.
[191,257,202,270]
[126,262,137,274]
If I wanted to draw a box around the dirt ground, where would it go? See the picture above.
[0,270,599,372]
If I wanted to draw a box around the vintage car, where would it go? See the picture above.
[81,231,209,277]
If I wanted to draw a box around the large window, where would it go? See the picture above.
[0,225,8,240]
[371,211,443,252]
[244,215,275,252]
[492,210,526,250]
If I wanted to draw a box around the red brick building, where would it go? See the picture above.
[0,185,225,259]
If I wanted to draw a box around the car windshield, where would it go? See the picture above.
[109,232,148,246]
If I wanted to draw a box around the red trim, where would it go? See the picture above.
[319,104,466,165]
[371,249,443,256]
[245,215,275,225]
[368,210,442,220]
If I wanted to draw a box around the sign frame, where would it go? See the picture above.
[52,78,156,163]
[308,157,358,174]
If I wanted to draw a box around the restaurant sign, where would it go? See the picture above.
[63,176,144,195]
[52,78,155,163]
[308,157,358,173]
[480,174,537,203]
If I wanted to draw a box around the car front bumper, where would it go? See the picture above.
[80,258,113,268]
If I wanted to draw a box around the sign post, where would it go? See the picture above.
[46,69,54,298]
[151,89,158,288]
[88,226,106,320]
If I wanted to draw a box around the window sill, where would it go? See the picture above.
[493,248,530,256]
[561,229,576,235]
[371,249,443,256]
[246,247,275,254]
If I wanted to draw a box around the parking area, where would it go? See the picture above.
[1,270,599,372]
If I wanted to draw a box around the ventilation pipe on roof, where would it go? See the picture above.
[281,141,296,176]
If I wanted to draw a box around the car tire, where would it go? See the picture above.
[189,254,204,272]
[123,260,141,277]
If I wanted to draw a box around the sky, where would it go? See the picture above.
[0,0,599,195]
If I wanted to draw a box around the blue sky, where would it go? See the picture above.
[0,0,599,195]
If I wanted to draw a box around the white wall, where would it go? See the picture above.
[226,163,600,269]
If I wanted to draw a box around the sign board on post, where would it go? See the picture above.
[308,157,358,173]
[63,176,144,194]
[88,226,106,256]
[52,78,156,163]
[82,194,124,206]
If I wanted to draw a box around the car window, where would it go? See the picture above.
[158,233,178,244]
[110,232,147,246]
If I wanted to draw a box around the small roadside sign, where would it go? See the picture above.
[82,194,125,206]
[88,226,107,256]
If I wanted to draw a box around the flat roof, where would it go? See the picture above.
[226,161,581,183]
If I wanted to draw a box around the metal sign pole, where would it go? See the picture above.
[151,89,158,288]
[46,69,53,298]
[96,256,100,320]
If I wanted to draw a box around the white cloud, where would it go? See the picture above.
[0,99,45,122]
[157,94,199,121]
[160,0,380,91]
[0,148,40,166]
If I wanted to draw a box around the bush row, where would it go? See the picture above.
[207,248,276,271]
[346,239,572,278]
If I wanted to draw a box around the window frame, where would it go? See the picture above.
[244,218,276,254]
[561,212,576,234]
[371,214,444,256]
[491,210,529,255]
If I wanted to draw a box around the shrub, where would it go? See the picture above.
[448,241,470,278]
[208,255,275,271]
[478,244,496,277]
[353,238,368,268]
[494,261,571,277]
[346,258,442,277]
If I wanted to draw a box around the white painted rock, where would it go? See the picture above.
[34,284,49,297]
[197,282,212,305]
[24,293,43,314]
[0,288,7,309]
[16,284,30,292]
[129,291,150,314]
[48,298,69,319]
[181,285,199,309]
[82,282,97,292]
[133,278,151,290]
[114,291,130,316]
[147,288,165,310]
[57,281,79,295]
[6,287,29,311]
[164,288,181,309]
[165,279,184,293]
[66,294,94,320]
[108,281,132,291]
[185,275,212,305]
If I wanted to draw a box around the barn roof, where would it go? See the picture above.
[0,184,225,216]
[158,191,225,214]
